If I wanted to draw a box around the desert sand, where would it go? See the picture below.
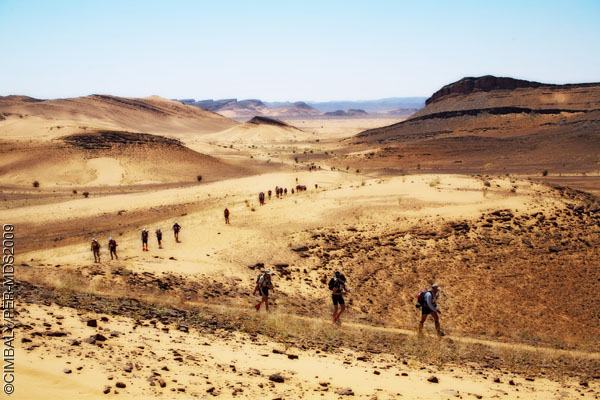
[3,84,600,398]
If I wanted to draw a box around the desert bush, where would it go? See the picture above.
[429,178,441,187]
[72,189,77,194]
[83,191,89,198]
[197,175,202,182]
[542,170,548,176]
[33,181,40,188]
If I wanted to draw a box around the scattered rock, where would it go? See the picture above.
[63,369,72,374]
[116,382,126,389]
[292,245,309,252]
[427,376,439,383]
[287,354,299,360]
[103,386,111,394]
[335,387,355,396]
[93,333,107,342]
[269,373,285,383]
[86,319,97,328]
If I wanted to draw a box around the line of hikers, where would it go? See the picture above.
[253,269,444,335]
[258,182,312,206]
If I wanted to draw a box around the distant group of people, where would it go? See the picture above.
[140,222,181,251]
[90,237,119,263]
[256,179,316,206]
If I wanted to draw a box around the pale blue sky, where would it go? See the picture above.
[0,0,599,101]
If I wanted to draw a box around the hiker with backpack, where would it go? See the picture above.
[141,229,149,251]
[224,208,230,224]
[253,270,274,312]
[416,284,444,337]
[91,239,101,263]
[108,237,118,260]
[156,228,163,248]
[172,222,181,242]
[329,271,349,324]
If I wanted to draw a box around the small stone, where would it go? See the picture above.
[63,369,72,374]
[373,370,380,375]
[116,382,126,388]
[509,380,516,385]
[93,333,107,341]
[86,319,97,328]
[103,386,111,394]
[287,354,299,360]
[269,373,285,383]
[335,387,354,396]
[292,245,309,252]
[427,376,439,383]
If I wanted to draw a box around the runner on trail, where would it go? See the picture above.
[108,237,118,260]
[259,192,265,205]
[329,271,349,324]
[91,239,101,263]
[141,229,149,251]
[156,228,163,249]
[224,208,230,224]
[253,270,274,312]
[268,190,272,200]
[417,284,444,337]
[172,222,181,242]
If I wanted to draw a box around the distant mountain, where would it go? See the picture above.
[268,97,426,113]
[176,99,320,121]
[175,97,426,120]
[324,109,369,117]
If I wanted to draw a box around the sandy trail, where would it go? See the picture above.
[16,303,592,400]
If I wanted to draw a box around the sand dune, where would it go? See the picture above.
[204,117,317,143]
[0,94,238,141]
[0,131,248,186]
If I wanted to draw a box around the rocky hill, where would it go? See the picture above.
[350,76,600,173]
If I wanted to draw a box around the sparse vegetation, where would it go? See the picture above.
[429,177,440,187]
[542,170,549,176]
[197,175,202,182]
[33,181,40,188]
[72,189,77,194]
[83,191,89,198]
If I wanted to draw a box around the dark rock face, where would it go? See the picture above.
[247,116,289,127]
[426,76,546,105]
[62,130,183,150]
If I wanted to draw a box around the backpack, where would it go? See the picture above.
[328,277,336,291]
[416,289,429,308]
[257,273,271,288]
[109,239,116,247]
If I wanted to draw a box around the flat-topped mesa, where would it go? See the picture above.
[426,76,546,105]
[246,116,290,127]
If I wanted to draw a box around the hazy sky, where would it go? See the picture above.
[1,0,599,101]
